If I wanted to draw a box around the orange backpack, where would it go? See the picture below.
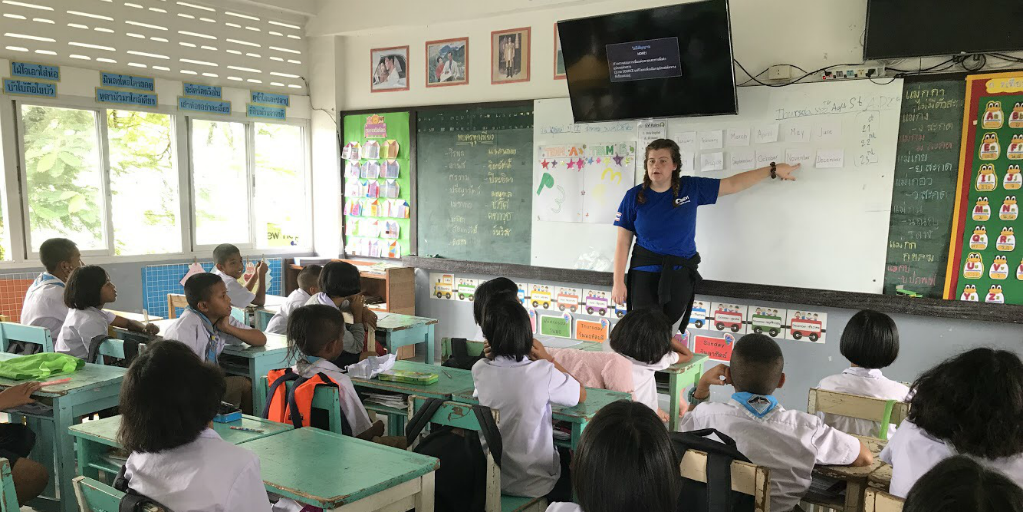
[262,368,353,435]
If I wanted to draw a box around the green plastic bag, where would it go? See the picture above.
[0,353,84,380]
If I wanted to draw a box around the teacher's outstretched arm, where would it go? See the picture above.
[719,163,800,196]
[611,227,633,305]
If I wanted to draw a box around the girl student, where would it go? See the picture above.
[55,265,158,360]
[471,277,518,339]
[608,308,692,422]
[305,261,379,367]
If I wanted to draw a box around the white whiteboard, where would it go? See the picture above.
[531,79,905,294]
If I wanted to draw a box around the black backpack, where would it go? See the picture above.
[405,397,502,512]
[442,337,483,370]
[671,428,758,512]
[112,466,173,512]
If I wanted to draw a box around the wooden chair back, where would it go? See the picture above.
[862,487,904,512]
[0,322,54,353]
[807,388,909,440]
[166,293,188,319]
[0,458,19,512]
[679,449,771,512]
[91,338,147,365]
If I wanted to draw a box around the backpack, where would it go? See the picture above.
[405,397,502,512]
[442,338,483,370]
[262,368,353,435]
[671,428,757,512]
[112,465,173,512]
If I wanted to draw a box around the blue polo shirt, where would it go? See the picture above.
[614,177,720,272]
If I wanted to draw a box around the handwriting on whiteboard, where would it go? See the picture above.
[773,94,901,120]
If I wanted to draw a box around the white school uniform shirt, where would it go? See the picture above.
[55,307,115,359]
[212,268,256,308]
[472,356,582,498]
[545,504,582,512]
[816,367,910,439]
[679,398,861,512]
[292,357,373,436]
[264,289,311,335]
[20,272,68,337]
[304,293,364,354]
[880,420,1024,497]
[617,349,678,412]
[161,308,251,362]
[124,428,272,512]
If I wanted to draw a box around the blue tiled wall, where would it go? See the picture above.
[142,258,284,318]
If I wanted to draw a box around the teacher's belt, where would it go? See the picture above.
[629,244,702,306]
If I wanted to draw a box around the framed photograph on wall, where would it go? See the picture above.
[370,45,409,92]
[491,27,530,84]
[426,37,468,87]
[554,23,565,79]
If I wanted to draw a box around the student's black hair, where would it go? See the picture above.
[63,265,108,310]
[472,277,518,326]
[839,309,900,369]
[184,273,224,310]
[212,243,241,266]
[572,400,678,512]
[117,340,226,453]
[297,264,323,291]
[729,333,784,395]
[609,308,672,365]
[904,456,1023,512]
[481,295,532,362]
[318,261,361,298]
[286,305,345,362]
[907,348,1022,459]
[39,238,77,273]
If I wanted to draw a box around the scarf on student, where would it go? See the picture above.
[187,307,222,364]
[28,273,64,293]
[732,392,779,419]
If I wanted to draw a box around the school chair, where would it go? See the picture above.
[440,337,486,361]
[0,322,54,353]
[807,388,910,441]
[407,396,547,512]
[166,293,188,320]
[88,337,147,366]
[862,488,903,512]
[0,458,19,512]
[679,448,772,512]
[258,375,350,435]
[72,476,166,512]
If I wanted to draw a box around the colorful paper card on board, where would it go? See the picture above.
[539,313,572,338]
[695,333,736,362]
[575,318,610,343]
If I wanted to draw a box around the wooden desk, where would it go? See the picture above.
[351,361,474,436]
[868,463,892,491]
[0,353,125,512]
[245,427,438,511]
[68,414,292,479]
[812,434,888,512]
[374,313,439,365]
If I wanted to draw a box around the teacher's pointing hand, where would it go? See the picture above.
[775,162,800,181]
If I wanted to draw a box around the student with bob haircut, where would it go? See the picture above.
[55,265,158,359]
[903,455,1023,512]
[473,295,585,500]
[471,277,518,338]
[609,308,692,421]
[881,348,1023,497]
[817,309,909,438]
[305,261,378,367]
[117,340,274,511]
[546,400,678,512]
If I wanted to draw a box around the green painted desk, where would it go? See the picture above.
[249,294,288,331]
[67,414,293,479]
[375,313,439,365]
[350,361,474,436]
[0,353,125,512]
[453,387,631,451]
[245,427,439,511]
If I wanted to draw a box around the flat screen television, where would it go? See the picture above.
[864,0,1023,60]
[557,0,737,123]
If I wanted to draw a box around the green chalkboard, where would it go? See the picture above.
[416,105,533,265]
[883,77,966,298]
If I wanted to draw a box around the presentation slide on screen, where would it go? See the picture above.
[605,37,682,82]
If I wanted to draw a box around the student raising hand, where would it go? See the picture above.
[0,382,43,409]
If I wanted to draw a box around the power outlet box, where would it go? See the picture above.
[767,65,792,81]
[822,66,886,81]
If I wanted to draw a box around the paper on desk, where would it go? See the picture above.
[347,354,397,379]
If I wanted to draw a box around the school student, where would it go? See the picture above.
[680,333,872,512]
[305,261,377,367]
[880,348,1023,497]
[471,277,518,339]
[0,382,48,504]
[903,456,1023,512]
[473,295,586,500]
[264,264,322,335]
[816,309,909,438]
[117,340,273,511]
[546,400,678,512]
[608,308,692,422]
[212,243,267,307]
[20,238,82,339]
[54,266,158,360]
[162,273,267,413]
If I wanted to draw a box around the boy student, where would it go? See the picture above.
[0,382,49,504]
[20,238,82,338]
[680,333,873,512]
[264,265,322,335]
[162,273,267,414]
[212,243,267,308]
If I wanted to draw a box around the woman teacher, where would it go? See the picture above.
[611,138,799,342]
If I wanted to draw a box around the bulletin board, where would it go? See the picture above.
[943,72,1023,305]
[342,112,412,259]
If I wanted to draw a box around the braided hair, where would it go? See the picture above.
[637,138,682,207]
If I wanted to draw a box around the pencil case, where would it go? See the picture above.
[378,370,439,385]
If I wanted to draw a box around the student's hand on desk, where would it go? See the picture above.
[695,364,731,399]
[0,382,42,409]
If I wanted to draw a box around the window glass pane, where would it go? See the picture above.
[107,110,182,255]
[191,119,248,246]
[20,105,105,251]
[0,120,10,260]
[254,123,307,248]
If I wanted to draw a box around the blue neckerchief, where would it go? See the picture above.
[304,355,321,363]
[732,392,779,419]
[187,307,221,364]
[28,273,64,293]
